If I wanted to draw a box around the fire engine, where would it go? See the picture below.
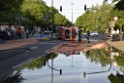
[56,26,79,41]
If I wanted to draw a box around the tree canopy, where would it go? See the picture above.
[0,0,23,11]
[0,0,72,31]
[75,2,113,32]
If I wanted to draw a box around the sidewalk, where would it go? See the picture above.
[0,33,51,51]
[106,40,124,52]
[0,38,38,51]
[1,37,124,52]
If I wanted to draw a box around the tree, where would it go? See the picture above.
[0,0,23,11]
[109,9,124,29]
[112,0,124,10]
[75,2,113,33]
[0,0,23,25]
[54,13,67,26]
[108,72,124,83]
[20,0,48,26]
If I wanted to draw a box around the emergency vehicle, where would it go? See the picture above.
[56,26,79,41]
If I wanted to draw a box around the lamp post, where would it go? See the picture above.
[83,64,112,78]
[51,0,54,38]
[71,3,74,25]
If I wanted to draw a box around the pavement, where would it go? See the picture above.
[1,37,124,52]
[106,40,124,52]
[0,33,50,51]
[0,38,38,51]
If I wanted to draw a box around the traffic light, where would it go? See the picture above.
[60,6,62,12]
[84,4,87,11]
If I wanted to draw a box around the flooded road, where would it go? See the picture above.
[3,47,124,83]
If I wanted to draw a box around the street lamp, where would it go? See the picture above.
[83,64,112,78]
[71,3,74,25]
[51,0,54,38]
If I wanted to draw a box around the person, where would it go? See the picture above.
[26,30,29,38]
[86,31,90,43]
[0,28,3,39]
[78,28,82,42]
[7,29,12,39]
[16,26,21,39]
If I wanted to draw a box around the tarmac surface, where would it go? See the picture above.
[0,38,65,82]
[0,38,124,82]
[0,38,124,52]
[106,40,124,52]
[0,38,38,51]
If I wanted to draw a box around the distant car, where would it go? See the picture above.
[90,31,99,36]
[44,31,52,34]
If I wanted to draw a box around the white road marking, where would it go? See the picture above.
[45,48,53,53]
[30,46,38,50]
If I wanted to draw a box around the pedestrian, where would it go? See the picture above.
[86,31,90,43]
[26,30,29,38]
[7,29,12,40]
[78,28,82,42]
[0,28,3,39]
[16,26,21,39]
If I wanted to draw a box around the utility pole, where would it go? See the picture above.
[71,3,74,25]
[51,0,54,38]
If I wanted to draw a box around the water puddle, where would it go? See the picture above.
[2,47,124,83]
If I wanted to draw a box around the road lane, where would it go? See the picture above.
[0,40,66,82]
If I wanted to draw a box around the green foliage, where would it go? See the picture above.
[0,0,23,12]
[20,0,48,26]
[3,71,25,83]
[75,2,113,33]
[18,53,58,70]
[108,72,124,83]
[114,54,124,68]
[0,0,23,24]
[0,0,71,30]
[54,13,66,26]
[112,0,124,10]
[84,48,110,67]
[110,9,124,29]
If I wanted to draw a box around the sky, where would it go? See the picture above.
[43,0,105,23]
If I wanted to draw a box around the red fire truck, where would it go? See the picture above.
[56,26,79,41]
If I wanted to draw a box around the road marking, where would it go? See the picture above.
[45,47,53,53]
[30,46,38,50]
[12,57,34,69]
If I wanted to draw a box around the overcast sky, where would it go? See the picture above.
[43,0,105,23]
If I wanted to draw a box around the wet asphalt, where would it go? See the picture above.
[0,40,67,82]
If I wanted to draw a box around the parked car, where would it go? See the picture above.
[90,31,99,36]
[44,31,52,34]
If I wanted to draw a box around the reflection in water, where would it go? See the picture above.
[3,71,25,83]
[3,53,59,83]
[49,54,63,83]
[63,51,80,67]
[47,57,62,75]
[84,49,112,77]
[83,64,112,78]
[19,53,58,70]
[84,47,124,82]
[3,47,124,83]
[64,51,80,57]
[84,48,111,67]
[108,71,124,83]
[86,50,90,56]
